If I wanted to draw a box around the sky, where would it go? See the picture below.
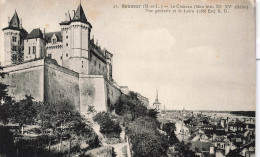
[0,0,256,111]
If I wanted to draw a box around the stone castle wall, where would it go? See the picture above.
[1,59,80,111]
[1,59,122,115]
[44,59,80,111]
[79,75,121,115]
[2,59,45,101]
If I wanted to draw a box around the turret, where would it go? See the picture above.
[61,4,92,74]
[2,10,28,66]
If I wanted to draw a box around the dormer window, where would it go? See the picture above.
[52,39,57,44]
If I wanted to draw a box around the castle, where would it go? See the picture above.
[1,4,149,115]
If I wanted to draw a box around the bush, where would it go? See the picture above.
[126,117,169,157]
[93,112,122,136]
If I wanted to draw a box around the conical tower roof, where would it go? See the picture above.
[2,10,28,37]
[9,10,20,28]
[72,4,88,23]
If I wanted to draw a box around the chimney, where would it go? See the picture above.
[72,10,76,17]
[8,17,10,25]
[20,18,22,28]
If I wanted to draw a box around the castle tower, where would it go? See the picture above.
[153,86,162,113]
[2,10,27,66]
[60,11,71,68]
[60,4,92,74]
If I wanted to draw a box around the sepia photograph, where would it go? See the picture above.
[0,0,256,156]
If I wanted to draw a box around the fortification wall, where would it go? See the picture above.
[104,77,122,112]
[1,59,122,115]
[1,59,45,101]
[44,59,80,111]
[79,75,121,115]
[79,75,106,114]
[1,59,80,111]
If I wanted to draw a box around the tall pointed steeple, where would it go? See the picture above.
[153,85,162,113]
[9,10,20,28]
[155,86,159,102]
[72,4,88,23]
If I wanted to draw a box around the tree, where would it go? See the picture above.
[148,108,160,119]
[12,95,37,134]
[36,101,100,153]
[93,112,121,136]
[168,132,179,146]
[126,117,169,157]
[0,66,13,125]
[114,92,149,120]
[162,122,176,136]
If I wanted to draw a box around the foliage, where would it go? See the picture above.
[126,117,169,157]
[0,126,15,154]
[93,112,122,136]
[93,112,110,125]
[148,108,160,119]
[168,131,179,146]
[162,122,176,136]
[174,142,198,157]
[11,95,37,130]
[114,92,148,120]
[0,66,13,125]
[36,100,100,150]
[36,100,77,133]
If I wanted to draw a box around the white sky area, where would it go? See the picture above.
[0,0,256,111]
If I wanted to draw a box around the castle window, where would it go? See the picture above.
[61,56,62,59]
[90,54,92,60]
[52,39,56,44]
[66,53,68,57]
[12,37,17,42]
[94,61,96,66]
[48,54,52,58]
[66,43,68,46]
[99,64,100,69]
[33,46,36,54]
[29,47,30,54]
[66,36,68,39]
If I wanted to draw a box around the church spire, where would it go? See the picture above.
[155,86,159,102]
[154,85,160,103]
